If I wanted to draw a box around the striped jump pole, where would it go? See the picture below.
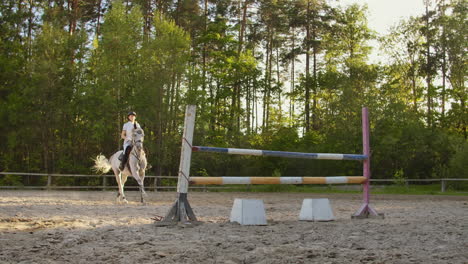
[192,146,367,161]
[190,176,367,185]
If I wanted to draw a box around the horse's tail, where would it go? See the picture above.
[93,154,112,174]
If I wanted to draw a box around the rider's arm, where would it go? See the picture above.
[121,130,126,140]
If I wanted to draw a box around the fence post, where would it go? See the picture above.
[441,179,446,193]
[47,174,52,190]
[102,175,107,191]
[153,177,158,192]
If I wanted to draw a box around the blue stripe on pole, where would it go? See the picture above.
[193,146,368,160]
[343,154,368,160]
[193,146,228,153]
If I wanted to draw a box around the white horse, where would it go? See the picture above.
[93,127,147,204]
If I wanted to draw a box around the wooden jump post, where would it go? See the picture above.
[162,105,197,223]
[162,105,382,223]
[352,107,382,219]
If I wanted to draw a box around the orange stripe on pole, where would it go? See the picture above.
[302,177,327,184]
[190,177,222,185]
[250,177,281,184]
[347,176,366,184]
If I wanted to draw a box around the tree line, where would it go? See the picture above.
[0,0,466,187]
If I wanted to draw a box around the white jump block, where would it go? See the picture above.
[299,198,335,221]
[230,199,267,225]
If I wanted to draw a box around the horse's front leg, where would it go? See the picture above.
[130,164,146,204]
[121,174,129,204]
[137,175,146,204]
[139,186,146,203]
[139,168,146,203]
[113,169,126,204]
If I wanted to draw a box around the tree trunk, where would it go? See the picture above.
[266,33,273,131]
[202,0,208,93]
[462,97,467,139]
[290,27,295,125]
[27,0,33,60]
[262,29,270,131]
[411,67,418,112]
[238,0,248,133]
[155,85,163,178]
[425,3,432,128]
[238,0,248,55]
[68,0,78,35]
[143,0,152,39]
[304,0,311,133]
[276,46,281,120]
[167,72,177,133]
[312,23,318,130]
[95,0,102,35]
[440,2,447,123]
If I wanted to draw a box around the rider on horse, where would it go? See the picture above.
[119,111,141,171]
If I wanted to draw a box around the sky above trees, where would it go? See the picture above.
[339,0,426,34]
[335,0,427,64]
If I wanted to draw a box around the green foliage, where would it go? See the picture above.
[271,169,281,177]
[448,142,468,178]
[393,169,406,186]
[0,175,23,186]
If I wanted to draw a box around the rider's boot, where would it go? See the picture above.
[119,147,131,171]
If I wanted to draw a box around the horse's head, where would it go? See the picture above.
[132,128,145,150]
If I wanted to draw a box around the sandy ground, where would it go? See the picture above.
[0,190,467,264]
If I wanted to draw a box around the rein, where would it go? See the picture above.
[131,139,145,163]
[129,127,145,165]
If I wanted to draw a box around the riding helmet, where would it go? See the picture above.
[127,111,137,117]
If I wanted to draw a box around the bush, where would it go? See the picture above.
[448,142,468,178]
[0,174,23,186]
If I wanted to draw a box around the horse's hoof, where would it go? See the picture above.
[122,199,128,204]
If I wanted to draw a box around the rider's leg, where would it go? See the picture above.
[119,147,126,170]
[119,143,131,171]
